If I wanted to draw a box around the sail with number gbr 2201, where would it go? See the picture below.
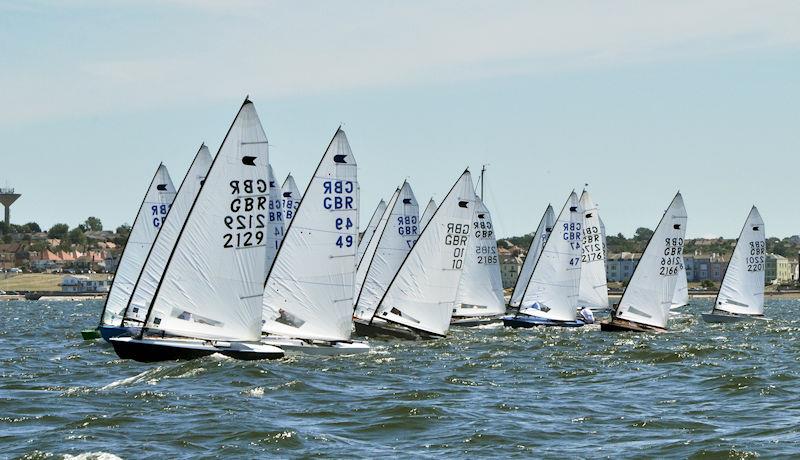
[614,192,687,330]
[261,129,359,341]
[713,206,765,316]
[369,170,475,337]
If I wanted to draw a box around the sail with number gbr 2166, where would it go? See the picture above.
[602,192,687,332]
[355,170,475,339]
[110,98,284,361]
[260,129,368,354]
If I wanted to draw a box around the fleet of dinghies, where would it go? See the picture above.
[81,97,771,361]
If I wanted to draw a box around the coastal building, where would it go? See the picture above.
[498,247,523,289]
[686,253,728,282]
[60,275,112,293]
[765,253,792,284]
[605,252,641,282]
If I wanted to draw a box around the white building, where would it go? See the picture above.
[60,275,112,293]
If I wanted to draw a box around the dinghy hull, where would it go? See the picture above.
[81,329,101,340]
[502,315,585,328]
[450,316,502,327]
[260,336,370,355]
[99,325,140,342]
[354,319,439,340]
[110,337,285,362]
[600,317,667,333]
[701,312,765,323]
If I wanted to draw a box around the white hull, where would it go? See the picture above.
[260,336,370,355]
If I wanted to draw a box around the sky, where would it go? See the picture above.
[0,0,798,239]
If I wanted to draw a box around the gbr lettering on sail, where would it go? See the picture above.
[323,179,356,248]
[224,179,268,248]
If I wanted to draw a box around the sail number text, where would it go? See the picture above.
[324,180,356,249]
[445,222,470,269]
[659,237,684,276]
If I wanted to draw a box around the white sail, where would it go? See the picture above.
[357,199,387,268]
[454,196,505,316]
[142,99,270,341]
[102,164,176,326]
[372,170,475,336]
[265,164,284,273]
[262,128,359,341]
[355,190,398,302]
[715,206,765,315]
[419,198,437,229]
[671,267,689,308]
[124,146,212,324]
[578,190,609,310]
[519,192,583,321]
[354,182,419,322]
[281,173,301,227]
[509,205,555,308]
[615,192,687,329]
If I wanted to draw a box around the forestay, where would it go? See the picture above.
[578,190,608,310]
[124,146,212,324]
[354,182,419,322]
[615,192,687,329]
[519,192,582,322]
[262,129,359,341]
[453,196,505,316]
[281,174,301,227]
[715,206,765,315]
[266,164,284,273]
[101,164,176,326]
[509,205,554,308]
[372,170,475,336]
[142,99,270,341]
[357,199,387,269]
[419,198,437,229]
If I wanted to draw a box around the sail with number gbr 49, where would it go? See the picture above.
[509,205,555,308]
[601,192,687,332]
[702,206,766,323]
[451,195,505,325]
[119,145,212,339]
[84,163,176,341]
[110,98,284,361]
[260,128,368,354]
[355,170,475,339]
[503,191,584,328]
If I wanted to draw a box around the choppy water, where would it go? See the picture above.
[2,299,800,458]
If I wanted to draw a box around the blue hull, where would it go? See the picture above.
[99,325,141,342]
[502,315,586,328]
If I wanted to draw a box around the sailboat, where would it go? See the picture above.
[260,128,368,354]
[110,98,284,361]
[577,190,609,312]
[671,267,689,311]
[357,199,387,269]
[81,163,177,340]
[281,173,301,227]
[701,206,766,323]
[508,205,555,310]
[419,198,437,229]
[355,169,475,339]
[601,192,687,332]
[451,195,505,326]
[266,164,284,273]
[119,145,213,339]
[353,182,419,325]
[503,191,585,328]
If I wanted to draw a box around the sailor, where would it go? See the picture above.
[579,306,595,324]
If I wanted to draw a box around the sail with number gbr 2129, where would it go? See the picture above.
[509,205,554,308]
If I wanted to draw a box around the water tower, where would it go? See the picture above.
[0,187,21,227]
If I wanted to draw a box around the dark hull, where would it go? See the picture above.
[354,320,438,340]
[450,316,502,327]
[600,317,667,333]
[502,315,586,328]
[99,325,140,342]
[111,339,215,362]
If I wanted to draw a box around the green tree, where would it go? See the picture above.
[634,227,654,242]
[82,216,103,232]
[21,222,41,233]
[48,223,70,239]
[67,227,86,246]
[114,224,132,246]
[2,234,11,243]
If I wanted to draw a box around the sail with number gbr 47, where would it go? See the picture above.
[702,206,766,323]
[503,191,585,328]
[355,170,475,339]
[260,128,368,354]
[601,192,687,332]
[110,98,284,361]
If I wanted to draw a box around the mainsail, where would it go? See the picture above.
[371,170,475,336]
[124,145,212,324]
[262,128,359,341]
[714,206,765,315]
[141,99,270,341]
[266,164,284,273]
[101,164,176,326]
[357,199,387,269]
[281,173,301,227]
[671,267,689,309]
[453,195,505,317]
[354,182,419,322]
[519,192,583,322]
[509,205,555,308]
[577,190,609,310]
[419,198,437,229]
[615,192,687,329]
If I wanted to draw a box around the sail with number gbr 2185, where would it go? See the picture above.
[110,98,284,361]
[602,192,687,332]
